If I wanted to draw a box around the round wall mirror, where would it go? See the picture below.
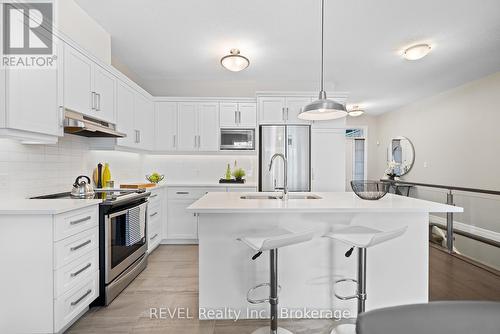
[387,136,415,176]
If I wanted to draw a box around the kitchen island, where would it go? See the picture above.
[188,192,462,319]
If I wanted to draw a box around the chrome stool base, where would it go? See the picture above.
[251,326,294,334]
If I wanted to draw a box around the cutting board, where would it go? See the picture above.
[120,183,157,189]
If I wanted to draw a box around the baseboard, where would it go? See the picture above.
[161,239,199,245]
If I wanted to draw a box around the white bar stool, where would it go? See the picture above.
[238,228,314,334]
[323,225,407,334]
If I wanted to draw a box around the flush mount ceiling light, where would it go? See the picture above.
[299,0,347,121]
[220,48,250,72]
[403,43,431,60]
[348,106,365,117]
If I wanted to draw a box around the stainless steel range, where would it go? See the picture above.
[32,189,150,305]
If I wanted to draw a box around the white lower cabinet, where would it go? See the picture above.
[165,186,257,243]
[0,205,99,334]
[167,198,199,240]
[147,188,163,253]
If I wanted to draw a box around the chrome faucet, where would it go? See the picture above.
[269,153,288,201]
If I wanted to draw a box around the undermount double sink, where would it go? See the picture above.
[240,194,322,200]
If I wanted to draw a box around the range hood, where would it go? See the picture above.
[63,109,126,138]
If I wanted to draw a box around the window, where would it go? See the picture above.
[353,138,365,180]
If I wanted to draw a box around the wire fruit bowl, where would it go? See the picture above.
[351,180,389,200]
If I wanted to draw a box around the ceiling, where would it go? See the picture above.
[75,0,500,114]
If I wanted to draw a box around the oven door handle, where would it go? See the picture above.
[107,202,148,220]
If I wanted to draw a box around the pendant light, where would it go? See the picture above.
[298,0,347,121]
[221,48,250,72]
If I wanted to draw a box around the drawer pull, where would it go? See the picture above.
[150,211,158,217]
[150,233,159,240]
[150,194,158,198]
[70,216,92,225]
[70,289,92,306]
[70,263,92,277]
[176,191,189,195]
[70,240,91,252]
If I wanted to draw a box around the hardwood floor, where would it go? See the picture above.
[67,245,338,334]
[67,244,500,333]
[429,245,500,301]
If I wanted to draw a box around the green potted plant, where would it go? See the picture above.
[232,168,246,183]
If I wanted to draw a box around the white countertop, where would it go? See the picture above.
[118,181,257,189]
[188,192,463,214]
[0,199,101,215]
[165,181,257,188]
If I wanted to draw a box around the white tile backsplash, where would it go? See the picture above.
[0,135,258,199]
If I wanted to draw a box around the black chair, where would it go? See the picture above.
[356,301,500,334]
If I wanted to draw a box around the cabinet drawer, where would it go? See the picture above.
[54,249,98,298]
[148,191,162,207]
[167,187,217,199]
[54,206,98,242]
[54,271,99,333]
[148,202,161,218]
[54,227,98,269]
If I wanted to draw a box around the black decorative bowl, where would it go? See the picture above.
[351,180,389,200]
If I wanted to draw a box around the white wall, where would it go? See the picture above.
[56,0,111,64]
[0,135,257,199]
[371,71,500,269]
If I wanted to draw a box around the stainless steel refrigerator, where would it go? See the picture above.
[259,125,311,192]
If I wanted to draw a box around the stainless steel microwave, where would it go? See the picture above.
[220,128,255,150]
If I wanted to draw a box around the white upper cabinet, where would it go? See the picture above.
[64,45,93,116]
[134,93,154,150]
[259,96,311,124]
[116,81,136,148]
[178,103,198,151]
[259,97,286,123]
[220,103,238,127]
[63,44,115,123]
[284,97,312,124]
[220,102,256,127]
[238,103,257,127]
[155,102,178,151]
[198,102,219,151]
[93,65,115,123]
[1,39,63,141]
[177,102,219,152]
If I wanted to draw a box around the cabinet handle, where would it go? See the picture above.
[194,135,197,148]
[70,239,91,252]
[150,233,159,240]
[238,111,241,124]
[150,194,158,198]
[71,289,92,306]
[150,211,158,217]
[176,191,189,195]
[70,263,92,277]
[197,135,201,148]
[286,107,289,121]
[235,110,238,124]
[135,130,140,143]
[282,107,285,121]
[173,135,176,149]
[96,93,101,111]
[70,215,92,225]
[59,106,64,127]
[90,92,95,110]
